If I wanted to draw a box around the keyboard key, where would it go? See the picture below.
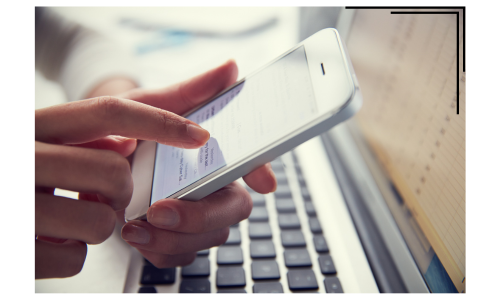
[281,230,306,247]
[140,265,176,285]
[301,187,311,201]
[324,277,344,293]
[179,278,211,293]
[197,249,210,256]
[249,207,269,222]
[251,261,280,280]
[181,256,210,277]
[304,202,316,216]
[278,213,301,229]
[284,248,312,267]
[287,269,318,291]
[274,172,288,185]
[275,199,296,213]
[224,227,241,245]
[250,192,266,206]
[250,240,276,258]
[217,246,243,265]
[296,173,306,186]
[253,282,284,293]
[274,185,292,198]
[249,223,272,239]
[217,289,247,293]
[138,286,157,293]
[308,217,323,233]
[313,235,329,253]
[216,266,246,288]
[318,255,337,275]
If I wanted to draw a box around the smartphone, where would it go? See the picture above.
[125,28,362,221]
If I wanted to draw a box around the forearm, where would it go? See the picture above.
[36,8,139,102]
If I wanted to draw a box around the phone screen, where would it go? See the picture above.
[151,46,317,204]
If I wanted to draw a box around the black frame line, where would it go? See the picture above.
[346,6,464,114]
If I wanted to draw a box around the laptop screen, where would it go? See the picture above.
[344,8,465,293]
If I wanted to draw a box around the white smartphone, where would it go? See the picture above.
[125,28,362,221]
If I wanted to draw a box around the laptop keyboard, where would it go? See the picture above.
[137,153,343,293]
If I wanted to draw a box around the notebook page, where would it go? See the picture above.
[347,8,465,292]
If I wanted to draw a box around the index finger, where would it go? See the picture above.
[35,96,210,148]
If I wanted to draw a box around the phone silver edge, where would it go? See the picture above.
[125,28,361,221]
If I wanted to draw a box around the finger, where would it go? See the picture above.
[73,135,137,157]
[243,163,277,194]
[36,186,55,195]
[138,249,197,268]
[121,220,229,255]
[122,59,238,115]
[35,192,116,244]
[36,235,67,244]
[35,239,87,279]
[35,141,133,211]
[78,192,100,202]
[35,96,210,149]
[146,182,252,233]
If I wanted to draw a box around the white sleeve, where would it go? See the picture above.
[35,8,138,102]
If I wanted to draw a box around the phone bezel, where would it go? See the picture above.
[125,28,359,221]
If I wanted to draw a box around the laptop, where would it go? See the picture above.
[35,7,465,293]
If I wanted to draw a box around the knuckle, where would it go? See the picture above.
[194,182,253,233]
[195,203,220,234]
[94,96,122,119]
[164,234,182,255]
[156,110,182,143]
[88,205,116,244]
[159,111,171,133]
[102,153,132,199]
[227,182,253,221]
[192,209,211,233]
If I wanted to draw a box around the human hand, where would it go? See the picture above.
[35,94,212,279]
[119,60,277,267]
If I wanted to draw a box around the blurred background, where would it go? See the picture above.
[36,7,303,108]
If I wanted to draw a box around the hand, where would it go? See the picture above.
[35,95,212,279]
[118,60,277,267]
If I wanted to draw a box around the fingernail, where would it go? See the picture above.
[186,124,210,144]
[122,224,150,244]
[149,206,179,228]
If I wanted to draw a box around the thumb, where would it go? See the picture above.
[121,59,239,115]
